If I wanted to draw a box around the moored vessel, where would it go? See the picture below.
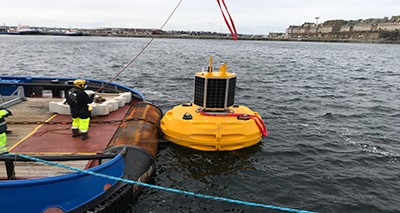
[0,76,162,212]
[64,29,83,36]
[7,25,40,35]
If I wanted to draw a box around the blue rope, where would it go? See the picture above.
[11,153,315,213]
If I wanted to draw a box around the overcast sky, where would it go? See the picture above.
[1,0,399,34]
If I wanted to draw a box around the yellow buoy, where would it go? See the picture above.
[161,57,267,151]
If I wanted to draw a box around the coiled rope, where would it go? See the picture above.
[10,153,315,213]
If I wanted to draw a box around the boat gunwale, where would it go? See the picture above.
[0,76,145,100]
[0,153,123,187]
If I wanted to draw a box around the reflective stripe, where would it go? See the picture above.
[0,121,6,126]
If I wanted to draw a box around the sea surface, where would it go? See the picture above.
[1,35,399,213]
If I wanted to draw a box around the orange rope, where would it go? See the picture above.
[199,110,268,136]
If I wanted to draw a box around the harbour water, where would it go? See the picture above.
[1,35,399,212]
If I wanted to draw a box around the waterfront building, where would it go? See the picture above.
[318,20,343,34]
[377,16,400,31]
[340,25,352,32]
[377,22,400,31]
[352,23,373,31]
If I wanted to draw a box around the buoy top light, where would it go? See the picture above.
[196,56,236,78]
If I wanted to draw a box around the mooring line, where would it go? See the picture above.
[10,153,315,213]
[96,0,183,92]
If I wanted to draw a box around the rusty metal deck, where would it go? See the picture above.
[1,97,131,178]
[10,104,130,155]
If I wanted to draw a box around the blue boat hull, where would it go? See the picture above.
[0,146,156,213]
[0,154,123,212]
[0,76,162,212]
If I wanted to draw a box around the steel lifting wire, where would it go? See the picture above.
[96,0,183,93]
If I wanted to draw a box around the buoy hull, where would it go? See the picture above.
[161,104,265,151]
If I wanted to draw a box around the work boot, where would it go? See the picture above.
[81,132,89,140]
[72,129,81,137]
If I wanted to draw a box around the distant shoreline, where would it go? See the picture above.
[1,27,399,44]
[150,34,400,44]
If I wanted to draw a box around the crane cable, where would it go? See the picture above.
[96,0,183,93]
[216,0,238,40]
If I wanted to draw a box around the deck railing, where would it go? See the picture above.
[0,86,26,108]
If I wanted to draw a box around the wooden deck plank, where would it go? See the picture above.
[0,160,89,178]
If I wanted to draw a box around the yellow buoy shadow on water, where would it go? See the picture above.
[161,56,267,151]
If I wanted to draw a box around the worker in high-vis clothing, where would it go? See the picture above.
[0,107,12,152]
[66,79,95,140]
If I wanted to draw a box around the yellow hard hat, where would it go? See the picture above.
[73,79,86,89]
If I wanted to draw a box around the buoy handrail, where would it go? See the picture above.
[198,110,268,136]
[6,153,314,213]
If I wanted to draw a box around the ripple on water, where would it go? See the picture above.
[1,36,400,212]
